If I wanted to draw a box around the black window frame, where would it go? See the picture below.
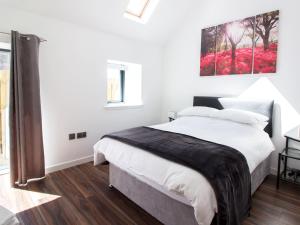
[120,70,125,102]
[0,48,10,53]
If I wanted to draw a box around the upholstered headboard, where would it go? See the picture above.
[193,96,274,137]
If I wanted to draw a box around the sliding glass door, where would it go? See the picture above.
[0,47,10,174]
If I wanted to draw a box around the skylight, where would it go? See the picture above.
[124,0,160,24]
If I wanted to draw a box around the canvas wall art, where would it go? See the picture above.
[200,27,216,76]
[200,10,279,76]
[253,10,279,73]
[216,17,255,75]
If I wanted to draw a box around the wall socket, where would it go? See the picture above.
[69,133,76,140]
[69,132,87,140]
[77,132,87,139]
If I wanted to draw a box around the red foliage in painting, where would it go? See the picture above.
[253,43,278,74]
[200,53,215,76]
[215,48,253,75]
[200,43,278,75]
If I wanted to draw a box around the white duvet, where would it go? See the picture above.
[94,116,275,225]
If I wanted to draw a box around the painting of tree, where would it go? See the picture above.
[215,17,255,75]
[253,10,279,74]
[200,26,216,76]
[199,10,279,76]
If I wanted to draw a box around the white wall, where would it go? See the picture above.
[162,0,300,172]
[1,1,299,173]
[0,7,163,171]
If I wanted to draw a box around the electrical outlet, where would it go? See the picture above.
[77,132,87,139]
[69,133,76,140]
[77,132,82,139]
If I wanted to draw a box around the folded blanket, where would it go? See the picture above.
[104,126,251,225]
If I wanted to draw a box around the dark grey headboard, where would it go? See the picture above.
[193,96,274,137]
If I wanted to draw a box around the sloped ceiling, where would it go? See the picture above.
[0,0,197,45]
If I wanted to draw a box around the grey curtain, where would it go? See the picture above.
[9,30,45,186]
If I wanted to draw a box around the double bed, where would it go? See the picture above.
[94,96,275,225]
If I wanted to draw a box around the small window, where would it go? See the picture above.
[126,0,150,18]
[106,60,142,107]
[124,0,160,24]
[107,66,125,103]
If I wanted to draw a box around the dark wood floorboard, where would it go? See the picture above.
[1,162,300,225]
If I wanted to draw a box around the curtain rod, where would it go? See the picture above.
[0,31,47,42]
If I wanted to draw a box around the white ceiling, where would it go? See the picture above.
[0,0,197,45]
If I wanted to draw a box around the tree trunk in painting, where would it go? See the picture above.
[230,44,236,74]
[224,38,228,51]
[228,35,238,74]
[262,30,270,51]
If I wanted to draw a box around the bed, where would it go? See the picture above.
[94,96,275,225]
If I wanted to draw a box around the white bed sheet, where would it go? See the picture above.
[94,116,275,225]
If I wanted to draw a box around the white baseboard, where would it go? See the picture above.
[46,155,94,174]
[44,156,279,176]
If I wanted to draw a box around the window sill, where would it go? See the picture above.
[104,102,144,109]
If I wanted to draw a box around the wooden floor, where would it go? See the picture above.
[1,163,300,225]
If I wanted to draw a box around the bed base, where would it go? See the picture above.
[109,154,271,225]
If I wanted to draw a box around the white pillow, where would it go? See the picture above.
[177,106,218,118]
[252,121,269,130]
[210,108,269,129]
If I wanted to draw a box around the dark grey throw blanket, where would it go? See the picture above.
[103,127,251,225]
